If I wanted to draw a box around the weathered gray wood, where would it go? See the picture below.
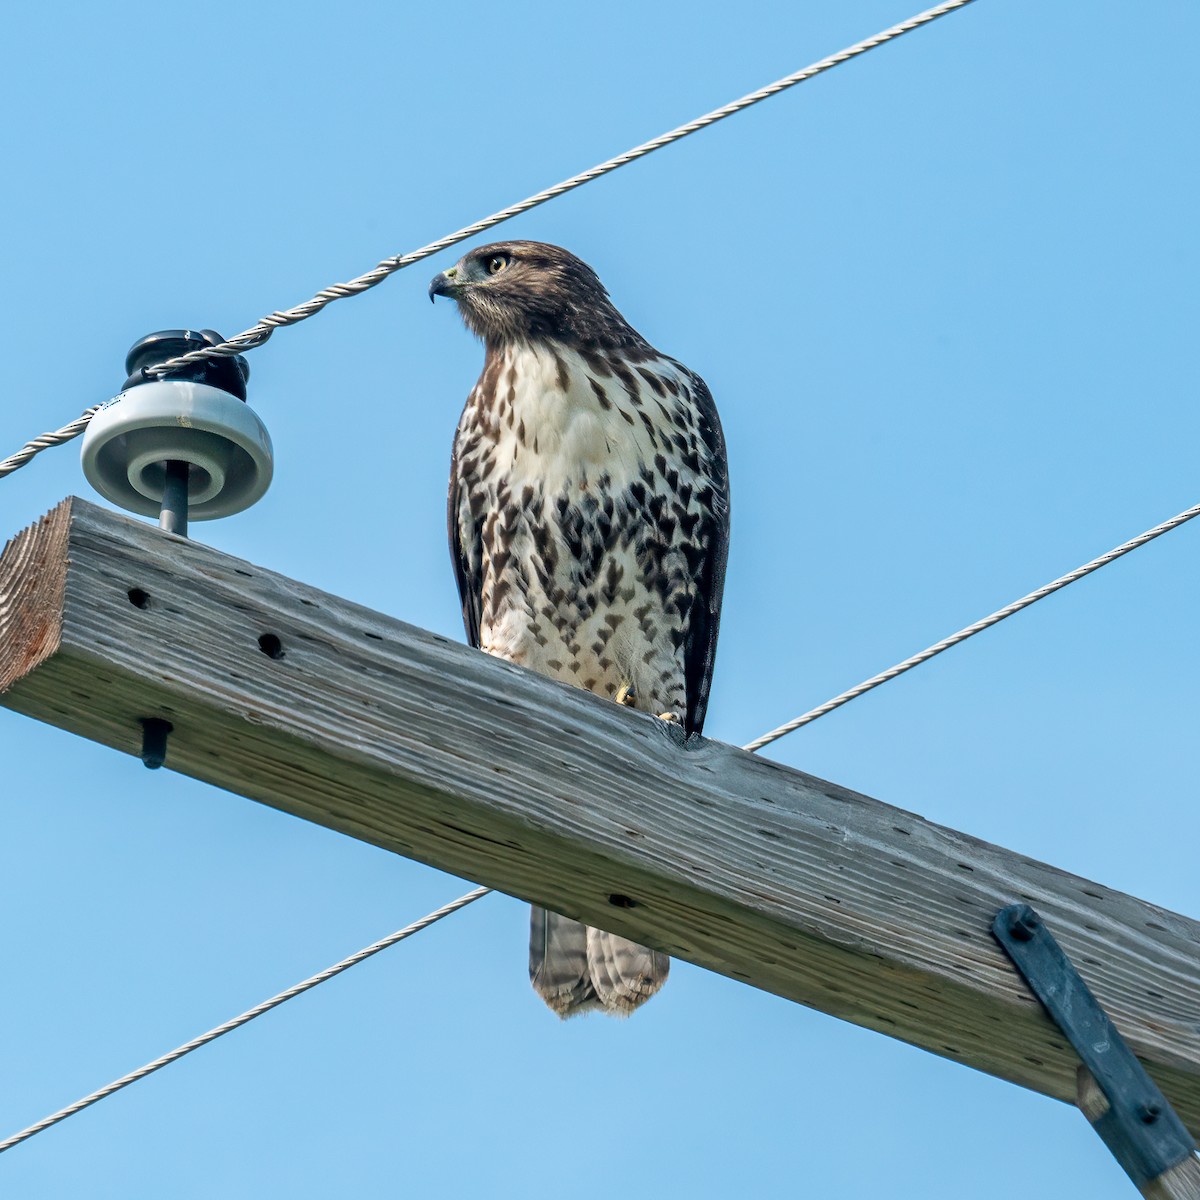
[3,497,1200,1131]
[1078,1069,1200,1198]
[1148,1162,1200,1200]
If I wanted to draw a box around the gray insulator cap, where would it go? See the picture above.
[81,331,273,521]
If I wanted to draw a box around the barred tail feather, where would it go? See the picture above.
[529,906,668,1018]
[530,908,600,1016]
[587,927,669,1016]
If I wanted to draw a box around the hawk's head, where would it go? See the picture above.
[429,241,637,349]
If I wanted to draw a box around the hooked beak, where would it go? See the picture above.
[428,267,461,303]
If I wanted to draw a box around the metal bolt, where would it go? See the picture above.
[1009,911,1041,942]
[159,459,190,537]
[139,718,174,770]
[1138,1103,1162,1125]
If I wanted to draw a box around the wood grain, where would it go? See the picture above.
[1078,1069,1200,1198]
[3,497,1200,1131]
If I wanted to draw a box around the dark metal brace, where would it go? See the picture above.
[993,903,1197,1189]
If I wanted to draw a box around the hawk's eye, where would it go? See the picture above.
[485,254,509,276]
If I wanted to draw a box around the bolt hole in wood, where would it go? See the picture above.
[127,587,151,609]
[608,894,637,908]
[258,633,285,660]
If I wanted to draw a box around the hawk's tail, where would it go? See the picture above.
[529,907,669,1018]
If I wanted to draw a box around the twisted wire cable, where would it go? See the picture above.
[742,497,1200,752]
[0,406,104,480]
[0,0,976,479]
[143,0,976,377]
[0,886,491,1156]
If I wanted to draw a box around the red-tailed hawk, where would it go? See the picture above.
[430,241,730,1016]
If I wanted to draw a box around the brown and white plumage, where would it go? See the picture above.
[431,241,730,1017]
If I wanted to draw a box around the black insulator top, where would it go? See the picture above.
[123,329,250,400]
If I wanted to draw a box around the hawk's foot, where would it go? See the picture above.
[615,682,637,707]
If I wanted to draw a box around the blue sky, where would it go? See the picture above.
[2,1,1198,1195]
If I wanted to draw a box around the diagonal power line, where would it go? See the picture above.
[743,496,1200,751]
[0,887,491,1156]
[0,0,976,481]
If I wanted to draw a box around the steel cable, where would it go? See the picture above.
[743,498,1200,751]
[0,887,491,1156]
[0,0,976,480]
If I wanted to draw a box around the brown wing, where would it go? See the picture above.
[679,369,730,737]
[447,427,483,651]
